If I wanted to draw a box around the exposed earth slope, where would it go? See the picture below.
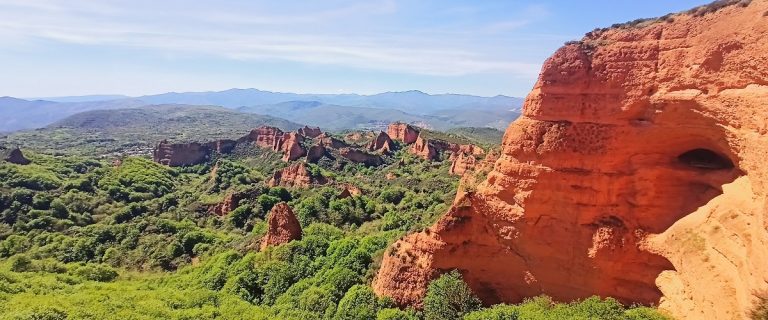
[373,2,768,319]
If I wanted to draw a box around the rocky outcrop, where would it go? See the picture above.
[260,202,302,250]
[449,152,477,176]
[210,192,240,216]
[374,2,768,320]
[387,122,419,144]
[298,126,323,138]
[276,132,306,162]
[339,148,383,166]
[316,133,349,149]
[268,162,328,188]
[306,145,327,163]
[367,132,395,153]
[240,126,284,148]
[0,147,31,165]
[408,135,438,160]
[208,139,237,154]
[338,185,363,199]
[153,140,210,166]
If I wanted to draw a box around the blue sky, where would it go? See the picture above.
[0,0,709,98]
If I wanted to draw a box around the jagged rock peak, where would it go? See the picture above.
[260,202,302,250]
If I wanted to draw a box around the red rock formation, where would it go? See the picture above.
[339,148,383,166]
[240,126,284,148]
[260,202,302,250]
[205,139,237,154]
[337,185,363,199]
[456,144,485,156]
[268,162,328,188]
[316,133,349,149]
[210,192,240,216]
[276,132,307,162]
[153,140,210,167]
[306,145,327,163]
[387,122,419,144]
[0,147,31,165]
[408,135,438,160]
[449,152,477,176]
[367,131,395,153]
[298,126,323,138]
[374,3,768,320]
[344,131,375,144]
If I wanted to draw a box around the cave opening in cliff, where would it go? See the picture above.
[677,148,734,170]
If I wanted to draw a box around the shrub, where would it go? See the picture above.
[9,254,34,272]
[423,270,481,320]
[71,263,119,282]
[464,304,519,320]
[335,285,380,320]
[376,308,420,320]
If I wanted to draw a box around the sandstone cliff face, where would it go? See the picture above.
[449,152,477,176]
[374,3,768,320]
[240,126,284,149]
[306,145,327,163]
[153,140,210,167]
[210,192,241,216]
[316,133,349,149]
[387,122,419,144]
[339,148,383,166]
[276,132,307,162]
[260,202,302,250]
[409,134,438,160]
[367,131,395,153]
[298,126,323,138]
[268,162,329,188]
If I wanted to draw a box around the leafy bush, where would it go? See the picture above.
[70,263,118,282]
[423,270,481,320]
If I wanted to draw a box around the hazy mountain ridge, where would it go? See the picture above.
[0,88,522,132]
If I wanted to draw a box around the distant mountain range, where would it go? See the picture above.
[1,88,523,132]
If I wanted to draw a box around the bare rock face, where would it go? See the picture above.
[153,140,210,166]
[208,139,237,154]
[240,126,285,148]
[338,185,363,199]
[408,134,438,160]
[306,145,327,163]
[260,202,302,250]
[339,148,383,166]
[316,133,349,149]
[367,131,395,153]
[0,147,31,165]
[276,132,307,162]
[268,162,328,188]
[449,152,477,176]
[387,122,419,144]
[298,126,323,138]
[210,192,240,216]
[374,3,768,320]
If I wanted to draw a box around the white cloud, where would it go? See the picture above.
[0,0,542,77]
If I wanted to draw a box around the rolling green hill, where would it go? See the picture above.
[1,105,302,156]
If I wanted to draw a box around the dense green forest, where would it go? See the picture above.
[0,131,670,320]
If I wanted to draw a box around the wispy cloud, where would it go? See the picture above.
[0,0,549,77]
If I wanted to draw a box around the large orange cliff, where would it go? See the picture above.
[373,2,768,320]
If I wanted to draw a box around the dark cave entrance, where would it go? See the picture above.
[677,148,734,170]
